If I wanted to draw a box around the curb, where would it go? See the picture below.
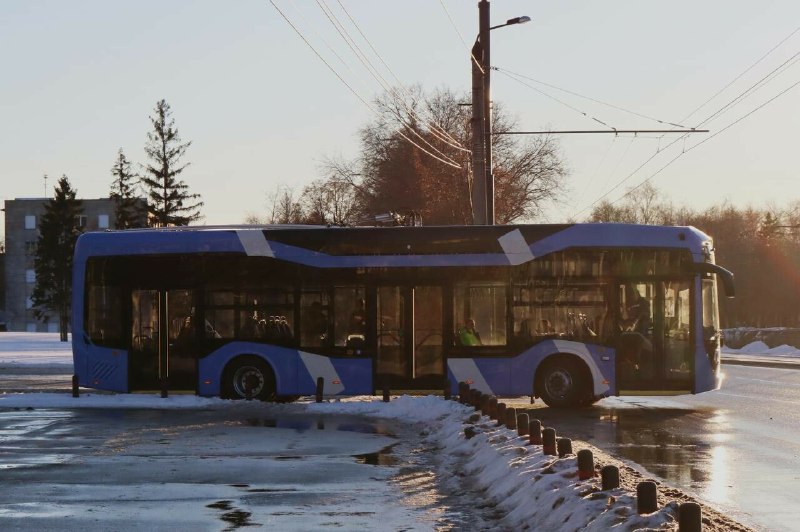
[721,357,800,370]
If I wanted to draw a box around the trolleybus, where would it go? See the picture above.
[72,223,733,407]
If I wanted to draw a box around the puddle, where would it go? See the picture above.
[207,500,261,529]
[243,416,394,437]
[353,443,398,466]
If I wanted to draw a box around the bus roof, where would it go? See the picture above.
[74,223,714,268]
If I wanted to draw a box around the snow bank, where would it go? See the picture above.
[308,396,680,530]
[722,340,800,357]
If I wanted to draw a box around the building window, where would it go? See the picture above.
[25,269,35,283]
[26,323,37,332]
[75,215,87,229]
[25,241,37,255]
[98,214,109,229]
[26,297,33,309]
[25,215,36,229]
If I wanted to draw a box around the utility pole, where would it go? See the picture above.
[479,0,493,225]
[471,38,487,225]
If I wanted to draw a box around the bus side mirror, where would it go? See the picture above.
[692,263,735,298]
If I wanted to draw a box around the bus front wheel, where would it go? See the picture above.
[222,356,276,401]
[536,358,589,408]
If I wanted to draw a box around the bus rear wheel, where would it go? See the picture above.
[536,358,588,408]
[223,356,276,401]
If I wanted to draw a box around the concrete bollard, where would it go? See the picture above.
[315,377,324,403]
[529,419,543,445]
[71,375,79,398]
[636,481,658,514]
[517,413,529,436]
[601,465,620,490]
[678,502,702,532]
[542,427,557,455]
[496,403,507,425]
[160,377,169,399]
[577,449,594,480]
[505,407,517,430]
[557,437,573,457]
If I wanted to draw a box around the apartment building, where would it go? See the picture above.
[3,197,124,332]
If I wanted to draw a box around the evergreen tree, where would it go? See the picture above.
[141,99,203,226]
[31,176,83,341]
[110,148,146,229]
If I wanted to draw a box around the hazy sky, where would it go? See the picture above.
[2,0,799,240]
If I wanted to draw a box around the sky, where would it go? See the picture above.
[1,0,799,242]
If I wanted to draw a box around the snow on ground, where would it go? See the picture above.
[0,332,74,368]
[722,340,800,357]
[0,332,770,529]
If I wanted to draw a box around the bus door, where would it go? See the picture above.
[615,280,693,392]
[375,286,444,390]
[129,288,198,391]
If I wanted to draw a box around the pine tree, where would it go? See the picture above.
[110,148,146,229]
[141,99,203,226]
[31,176,84,341]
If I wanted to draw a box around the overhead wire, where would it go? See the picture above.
[437,0,484,74]
[314,0,463,164]
[575,33,800,217]
[269,0,462,169]
[494,66,689,129]
[575,76,800,218]
[337,0,470,152]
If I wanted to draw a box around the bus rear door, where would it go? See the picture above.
[129,288,198,391]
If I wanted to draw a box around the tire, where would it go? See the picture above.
[536,358,589,408]
[222,356,276,401]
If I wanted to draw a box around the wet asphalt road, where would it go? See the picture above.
[506,364,800,532]
[2,364,800,531]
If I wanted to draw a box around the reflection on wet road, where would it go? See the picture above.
[507,364,800,532]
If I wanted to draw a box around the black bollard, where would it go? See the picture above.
[160,377,169,399]
[315,377,324,403]
[529,419,543,445]
[517,413,529,436]
[71,375,79,398]
[382,382,390,403]
[471,389,482,408]
[637,481,658,514]
[443,377,452,400]
[488,397,498,419]
[480,394,491,415]
[678,502,702,532]
[542,427,557,455]
[496,403,507,425]
[577,449,594,480]
[458,382,467,403]
[557,437,573,457]
[601,465,620,490]
[505,407,517,430]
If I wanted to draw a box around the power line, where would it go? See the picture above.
[494,66,688,129]
[325,0,468,154]
[269,0,462,169]
[576,77,800,218]
[437,0,484,74]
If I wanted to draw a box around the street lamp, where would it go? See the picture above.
[471,2,529,225]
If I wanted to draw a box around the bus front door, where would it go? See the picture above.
[129,288,198,391]
[376,286,444,390]
[615,280,693,393]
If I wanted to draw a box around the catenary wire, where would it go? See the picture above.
[315,0,463,164]
[269,0,462,169]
